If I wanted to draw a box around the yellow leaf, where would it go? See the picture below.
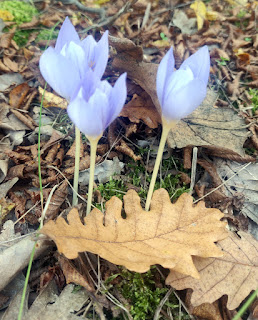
[0,198,15,222]
[190,0,207,30]
[225,0,247,6]
[0,9,14,21]
[206,9,218,21]
[38,87,68,109]
[151,39,170,48]
[94,0,110,5]
[41,189,228,279]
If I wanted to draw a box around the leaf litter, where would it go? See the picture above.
[0,0,257,319]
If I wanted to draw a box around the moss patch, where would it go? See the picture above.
[0,1,37,24]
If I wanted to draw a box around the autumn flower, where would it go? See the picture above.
[67,70,127,138]
[39,17,109,101]
[156,45,210,122]
[145,46,210,211]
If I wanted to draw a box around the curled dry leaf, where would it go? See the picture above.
[166,231,258,310]
[9,83,30,108]
[44,181,68,220]
[41,189,227,279]
[115,139,141,161]
[120,93,161,129]
[57,254,94,292]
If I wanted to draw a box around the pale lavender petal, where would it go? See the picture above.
[162,79,207,120]
[64,41,86,78]
[39,47,80,100]
[67,88,108,137]
[180,46,210,83]
[81,35,97,68]
[93,31,109,78]
[55,17,80,53]
[107,73,127,126]
[98,79,112,96]
[156,47,175,107]
[163,68,194,104]
[77,69,99,101]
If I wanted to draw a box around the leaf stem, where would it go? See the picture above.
[72,126,81,206]
[145,119,177,211]
[87,136,100,215]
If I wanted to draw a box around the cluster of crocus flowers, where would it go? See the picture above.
[145,46,210,210]
[39,16,210,215]
[40,17,127,213]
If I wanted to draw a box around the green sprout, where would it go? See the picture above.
[216,57,230,66]
[237,9,247,19]
[160,32,168,41]
[36,29,59,42]
[249,88,258,115]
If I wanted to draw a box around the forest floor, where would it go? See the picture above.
[0,0,257,319]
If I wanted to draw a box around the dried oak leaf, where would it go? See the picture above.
[41,189,227,279]
[166,231,258,310]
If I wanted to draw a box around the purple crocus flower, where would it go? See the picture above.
[39,17,109,101]
[67,70,127,138]
[156,46,210,121]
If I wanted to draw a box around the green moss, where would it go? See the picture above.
[0,1,37,24]
[249,88,258,115]
[36,28,59,42]
[13,30,31,47]
[105,267,190,320]
[0,1,38,47]
[97,179,127,201]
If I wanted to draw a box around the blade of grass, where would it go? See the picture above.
[18,21,60,320]
[232,289,258,320]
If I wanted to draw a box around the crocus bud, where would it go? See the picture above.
[39,17,109,101]
[156,46,210,121]
[67,71,127,138]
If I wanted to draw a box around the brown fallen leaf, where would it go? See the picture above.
[41,189,227,279]
[3,56,18,72]
[0,28,15,49]
[57,254,94,292]
[44,181,68,220]
[9,83,30,108]
[109,35,161,113]
[115,139,141,161]
[120,93,161,129]
[166,231,258,310]
[10,109,36,130]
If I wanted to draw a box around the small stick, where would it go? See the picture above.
[189,147,198,195]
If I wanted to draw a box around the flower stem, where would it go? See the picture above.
[87,136,100,215]
[72,126,81,206]
[145,120,177,211]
